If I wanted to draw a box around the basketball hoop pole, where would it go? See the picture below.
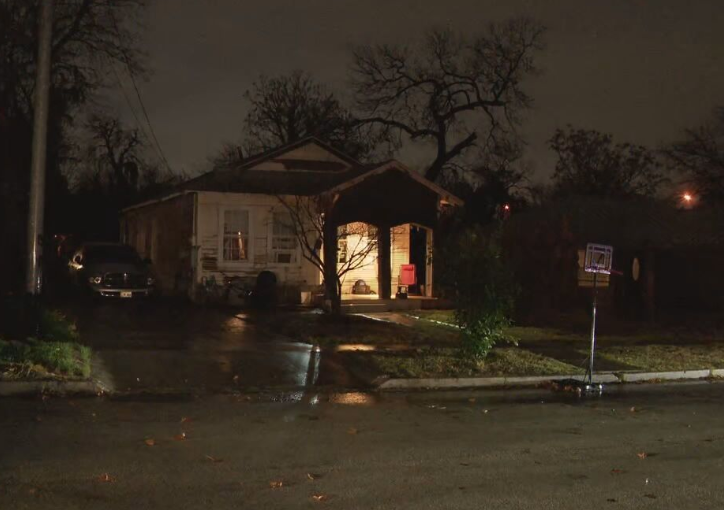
[587,272,598,384]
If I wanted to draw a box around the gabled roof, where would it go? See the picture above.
[124,138,462,211]
[326,160,464,206]
[180,165,372,196]
[225,136,361,172]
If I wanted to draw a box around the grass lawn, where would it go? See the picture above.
[408,310,724,346]
[261,309,724,379]
[256,311,459,347]
[0,338,92,380]
[0,303,91,381]
[593,345,724,372]
[352,347,583,379]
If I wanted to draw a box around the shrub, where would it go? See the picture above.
[437,226,519,358]
[0,296,78,342]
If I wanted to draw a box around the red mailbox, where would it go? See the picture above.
[399,264,417,286]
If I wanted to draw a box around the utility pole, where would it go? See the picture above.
[25,0,54,295]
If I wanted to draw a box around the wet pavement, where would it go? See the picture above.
[1,382,723,509]
[62,300,361,394]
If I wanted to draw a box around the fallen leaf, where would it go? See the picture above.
[347,427,358,435]
[27,488,38,495]
[205,455,223,463]
[644,493,657,499]
[144,438,156,447]
[180,417,193,424]
[97,473,114,483]
[610,469,624,475]
[637,452,648,460]
[606,498,617,503]
[233,375,240,383]
[173,432,187,441]
[311,493,329,502]
[269,480,284,489]
[468,398,476,403]
[306,473,319,481]
[630,407,636,413]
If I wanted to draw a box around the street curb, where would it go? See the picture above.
[617,369,711,383]
[0,379,101,397]
[377,369,723,391]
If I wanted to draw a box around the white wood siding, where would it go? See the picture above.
[195,192,320,290]
[338,224,411,297]
[390,224,411,296]
[339,232,379,295]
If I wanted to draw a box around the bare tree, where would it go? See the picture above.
[84,113,142,193]
[664,107,724,203]
[0,0,145,291]
[550,126,665,198]
[351,18,545,182]
[237,70,390,162]
[276,195,378,314]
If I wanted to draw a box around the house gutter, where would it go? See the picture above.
[120,190,191,214]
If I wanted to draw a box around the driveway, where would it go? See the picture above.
[64,300,360,394]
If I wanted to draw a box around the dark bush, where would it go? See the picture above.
[437,226,519,358]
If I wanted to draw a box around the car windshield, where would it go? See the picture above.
[84,245,141,264]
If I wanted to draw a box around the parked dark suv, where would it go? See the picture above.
[68,243,155,298]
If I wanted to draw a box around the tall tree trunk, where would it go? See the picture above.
[322,216,341,315]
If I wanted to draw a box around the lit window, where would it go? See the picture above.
[271,212,297,264]
[223,210,249,261]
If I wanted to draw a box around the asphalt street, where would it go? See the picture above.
[1,382,723,509]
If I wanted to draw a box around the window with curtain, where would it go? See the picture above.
[271,212,297,264]
[223,210,250,261]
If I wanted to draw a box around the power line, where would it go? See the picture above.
[108,58,164,165]
[108,9,173,174]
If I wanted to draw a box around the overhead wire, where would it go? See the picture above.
[108,6,173,174]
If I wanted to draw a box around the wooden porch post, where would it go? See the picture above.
[378,224,392,299]
[323,216,340,313]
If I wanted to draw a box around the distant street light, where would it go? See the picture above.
[501,203,511,220]
[683,192,693,203]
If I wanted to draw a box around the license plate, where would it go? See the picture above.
[120,291,133,298]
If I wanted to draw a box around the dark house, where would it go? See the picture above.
[502,196,724,320]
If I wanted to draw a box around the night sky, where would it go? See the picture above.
[112,0,724,182]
